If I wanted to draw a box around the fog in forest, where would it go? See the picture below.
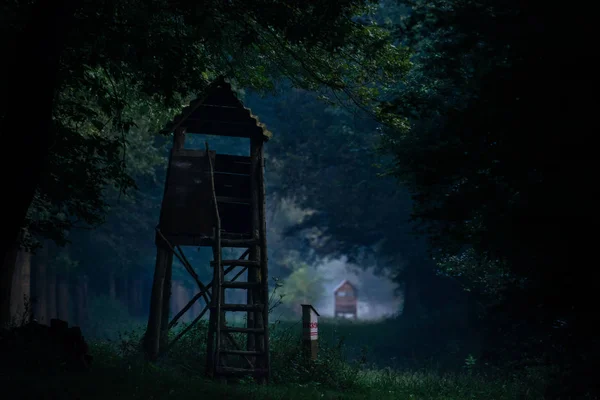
[313,258,402,320]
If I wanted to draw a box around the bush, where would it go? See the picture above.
[269,320,362,390]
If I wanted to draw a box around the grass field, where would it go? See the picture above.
[1,318,549,399]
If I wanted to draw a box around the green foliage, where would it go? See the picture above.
[247,86,426,270]
[279,262,326,312]
[464,354,477,373]
[435,248,515,299]
[3,0,411,252]
[270,325,362,390]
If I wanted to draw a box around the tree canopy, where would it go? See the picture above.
[0,0,410,327]
[378,0,596,395]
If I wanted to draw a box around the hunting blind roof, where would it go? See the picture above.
[334,279,357,295]
[160,76,272,141]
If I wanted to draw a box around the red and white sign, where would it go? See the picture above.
[301,304,320,341]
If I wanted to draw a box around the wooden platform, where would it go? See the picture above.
[158,150,253,246]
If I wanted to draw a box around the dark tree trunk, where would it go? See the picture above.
[73,275,85,326]
[132,276,143,317]
[80,274,89,325]
[47,268,57,321]
[0,0,77,327]
[10,250,32,325]
[0,243,20,327]
[56,273,70,322]
[32,245,49,324]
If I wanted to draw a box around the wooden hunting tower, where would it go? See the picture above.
[334,280,357,319]
[143,76,271,382]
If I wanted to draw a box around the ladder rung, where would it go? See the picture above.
[216,196,251,204]
[210,259,260,268]
[220,239,258,247]
[220,304,264,312]
[222,281,260,289]
[220,349,263,356]
[221,326,265,334]
[216,366,268,376]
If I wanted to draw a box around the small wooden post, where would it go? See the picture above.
[301,304,319,361]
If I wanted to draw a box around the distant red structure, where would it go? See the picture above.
[334,280,357,319]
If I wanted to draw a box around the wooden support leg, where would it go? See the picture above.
[160,253,173,353]
[246,249,257,354]
[220,283,228,369]
[143,245,173,361]
[206,299,216,377]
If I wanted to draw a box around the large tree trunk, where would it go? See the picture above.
[32,246,49,324]
[0,0,77,327]
[46,268,57,321]
[73,275,85,326]
[9,250,32,325]
[79,274,89,326]
[0,242,20,327]
[56,273,70,322]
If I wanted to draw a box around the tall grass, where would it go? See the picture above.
[0,310,546,400]
[1,317,548,399]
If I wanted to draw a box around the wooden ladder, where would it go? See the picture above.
[205,144,269,381]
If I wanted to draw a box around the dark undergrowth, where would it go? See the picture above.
[0,318,551,400]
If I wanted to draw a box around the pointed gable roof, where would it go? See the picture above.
[160,76,272,141]
[334,279,357,294]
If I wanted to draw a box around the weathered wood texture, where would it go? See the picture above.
[159,251,173,352]
[159,151,253,244]
[143,245,173,361]
[146,77,271,382]
[160,78,271,141]
[257,140,271,383]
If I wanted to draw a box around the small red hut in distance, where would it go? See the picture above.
[334,280,358,319]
